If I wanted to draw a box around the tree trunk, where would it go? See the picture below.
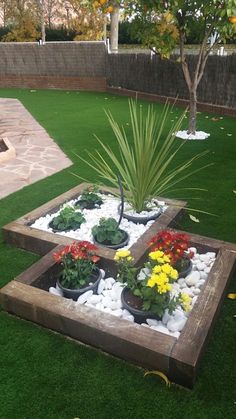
[41,0,46,43]
[110,7,119,53]
[188,89,197,134]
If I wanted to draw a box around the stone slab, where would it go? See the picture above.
[0,98,72,199]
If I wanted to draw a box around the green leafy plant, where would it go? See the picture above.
[115,249,192,318]
[53,241,100,289]
[76,99,212,213]
[92,217,126,245]
[76,186,103,209]
[50,206,85,231]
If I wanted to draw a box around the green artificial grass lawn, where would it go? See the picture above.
[0,88,235,419]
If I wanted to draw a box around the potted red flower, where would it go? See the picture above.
[53,241,101,300]
[148,230,194,278]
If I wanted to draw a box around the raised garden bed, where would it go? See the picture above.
[3,182,187,267]
[1,229,235,388]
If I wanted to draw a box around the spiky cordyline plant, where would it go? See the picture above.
[75,99,212,213]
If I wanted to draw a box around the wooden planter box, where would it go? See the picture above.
[3,182,186,268]
[1,230,235,388]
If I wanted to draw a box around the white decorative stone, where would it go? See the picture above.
[97,278,105,294]
[146,318,159,327]
[104,277,116,290]
[192,296,198,306]
[200,271,208,280]
[176,130,210,140]
[181,287,194,297]
[204,267,211,274]
[100,269,105,278]
[103,307,113,314]
[110,283,124,301]
[137,267,150,281]
[170,331,180,339]
[173,308,185,319]
[193,288,201,295]
[197,279,206,289]
[185,271,200,286]
[124,315,135,322]
[189,247,197,254]
[162,309,171,325]
[77,290,93,304]
[167,317,187,332]
[102,296,113,308]
[87,294,102,305]
[178,278,186,288]
[49,287,63,297]
[150,325,170,334]
[206,252,216,259]
[95,302,105,311]
[31,193,168,251]
[112,309,123,317]
[199,254,210,263]
[196,262,206,271]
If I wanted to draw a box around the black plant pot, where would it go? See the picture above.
[118,204,162,225]
[175,258,193,278]
[57,267,102,301]
[121,287,161,324]
[93,230,129,250]
[75,199,103,210]
[48,219,82,233]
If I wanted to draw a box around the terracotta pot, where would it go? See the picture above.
[57,267,102,301]
[121,287,161,324]
[93,230,129,250]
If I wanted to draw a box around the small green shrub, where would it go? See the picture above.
[50,206,85,231]
[76,186,103,209]
[92,218,126,245]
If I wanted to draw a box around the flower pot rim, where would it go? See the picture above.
[93,230,129,249]
[57,266,101,293]
[118,203,162,224]
[121,286,161,322]
[75,198,103,209]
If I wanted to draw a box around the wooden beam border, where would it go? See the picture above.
[0,234,235,388]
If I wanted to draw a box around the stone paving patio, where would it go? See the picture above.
[0,98,72,199]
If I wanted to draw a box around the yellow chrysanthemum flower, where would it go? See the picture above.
[157,282,170,294]
[170,268,178,280]
[181,292,192,312]
[153,265,162,274]
[114,249,131,261]
[181,292,191,302]
[149,250,164,260]
[163,255,170,263]
[147,276,157,288]
[157,272,168,284]
[161,263,172,275]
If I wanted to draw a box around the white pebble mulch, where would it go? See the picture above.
[31,194,168,249]
[49,247,216,339]
[176,130,210,140]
